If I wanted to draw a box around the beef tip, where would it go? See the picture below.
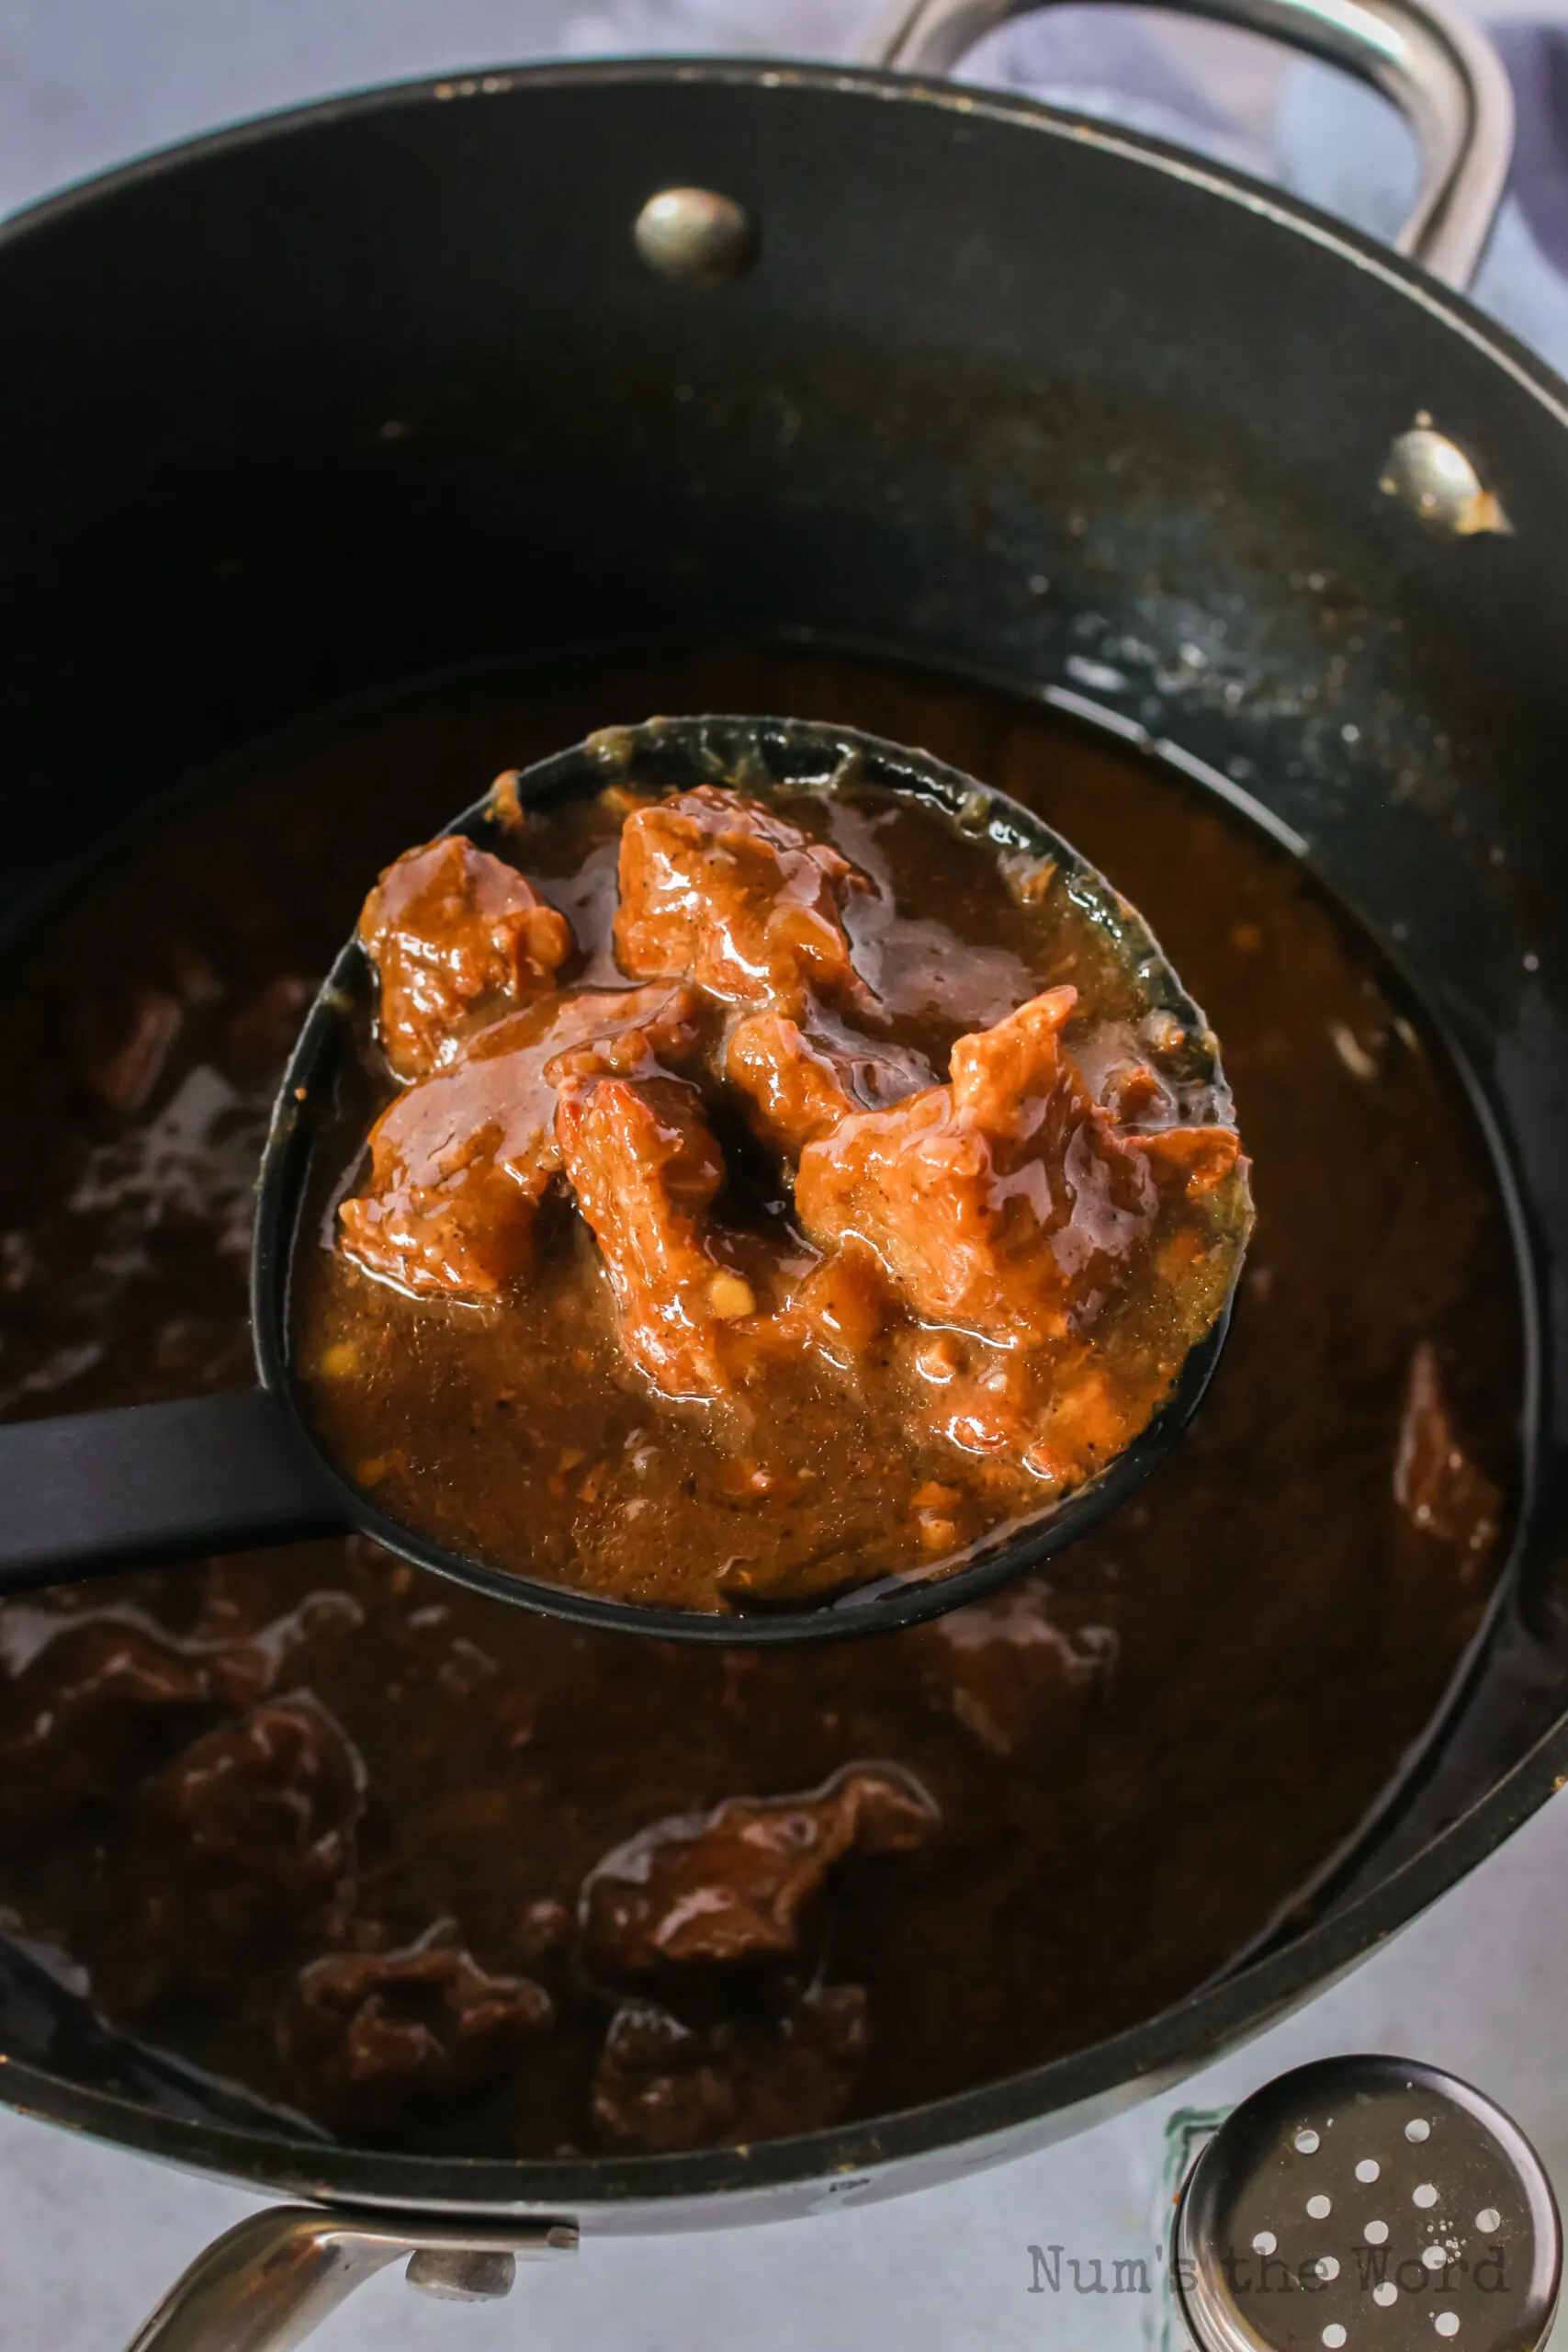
[913,1577,1114,1756]
[338,983,702,1300]
[1394,1340,1502,1580]
[358,835,573,1080]
[556,1070,752,1399]
[73,982,186,1114]
[784,1242,890,1369]
[615,786,869,1013]
[99,1693,366,2015]
[726,1008,932,1157]
[592,1984,869,2154]
[278,1937,553,2131]
[795,985,1240,1348]
[189,1564,367,1710]
[727,1012,854,1152]
[0,1619,209,1848]
[1128,1120,1247,1195]
[580,1762,939,1977]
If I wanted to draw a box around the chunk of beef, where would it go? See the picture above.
[337,984,702,1300]
[726,1008,932,1157]
[0,1619,209,1848]
[727,1012,852,1150]
[555,1071,746,1399]
[784,1242,890,1369]
[72,938,222,1114]
[358,835,572,1080]
[580,1763,939,1977]
[100,1693,366,2015]
[1127,1120,1247,1195]
[913,1576,1113,1756]
[592,1984,869,2153]
[1394,1340,1501,1579]
[278,1937,553,2131]
[615,786,868,1013]
[795,986,1239,1347]
[189,1565,367,1711]
[73,982,186,1114]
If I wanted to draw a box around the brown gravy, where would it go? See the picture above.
[297,755,1248,1611]
[0,648,1519,2153]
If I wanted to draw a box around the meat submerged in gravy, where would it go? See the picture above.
[0,648,1519,2158]
[302,775,1250,1610]
[580,1764,940,1975]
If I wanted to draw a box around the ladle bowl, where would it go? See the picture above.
[0,716,1247,1643]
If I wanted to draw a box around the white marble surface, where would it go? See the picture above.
[5,2,1567,2346]
[3,1778,1566,2350]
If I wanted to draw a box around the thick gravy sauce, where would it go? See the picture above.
[0,649,1518,2153]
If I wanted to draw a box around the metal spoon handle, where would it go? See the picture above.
[0,1391,344,1591]
[863,0,1515,290]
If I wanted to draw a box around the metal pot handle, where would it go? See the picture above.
[125,2206,577,2352]
[861,0,1514,289]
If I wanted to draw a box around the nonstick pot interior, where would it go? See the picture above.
[0,60,1565,2222]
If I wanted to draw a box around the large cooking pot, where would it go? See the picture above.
[3,0,1567,2341]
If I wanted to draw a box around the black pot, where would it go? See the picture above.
[3,0,1565,2340]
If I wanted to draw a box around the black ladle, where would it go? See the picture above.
[0,718,1247,1644]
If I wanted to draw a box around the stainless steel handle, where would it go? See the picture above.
[126,2206,577,2352]
[861,0,1514,288]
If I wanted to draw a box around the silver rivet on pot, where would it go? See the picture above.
[1173,2054,1561,2351]
[634,187,756,285]
[1379,421,1512,536]
[406,2247,518,2301]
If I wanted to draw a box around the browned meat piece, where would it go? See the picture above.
[188,1565,367,1711]
[1394,1340,1502,1579]
[99,1693,365,2015]
[615,786,868,1013]
[728,1011,852,1149]
[278,1938,553,2130]
[358,835,573,1080]
[73,981,186,1114]
[580,1763,939,1977]
[784,1242,890,1368]
[72,938,221,1114]
[796,986,1240,1348]
[726,1008,932,1156]
[556,1071,749,1399]
[0,1620,209,1848]
[1129,1121,1247,1195]
[592,1984,869,2154]
[914,1576,1113,1756]
[338,984,702,1300]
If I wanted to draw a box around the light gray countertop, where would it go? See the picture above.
[3,5,1563,2346]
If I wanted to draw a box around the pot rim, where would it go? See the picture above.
[5,50,1566,430]
[2,51,1564,2217]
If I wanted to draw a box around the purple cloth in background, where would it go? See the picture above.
[1496,23,1568,274]
[977,8,1568,371]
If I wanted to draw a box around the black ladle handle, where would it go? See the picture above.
[0,1390,345,1594]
